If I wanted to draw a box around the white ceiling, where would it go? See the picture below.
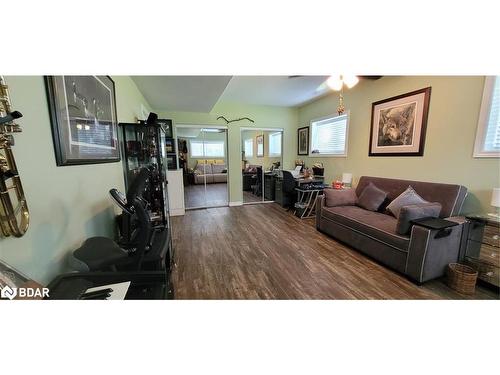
[220,76,330,107]
[132,76,232,113]
[132,75,331,112]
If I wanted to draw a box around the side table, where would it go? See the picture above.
[464,214,500,288]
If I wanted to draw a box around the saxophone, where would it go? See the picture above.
[0,76,29,237]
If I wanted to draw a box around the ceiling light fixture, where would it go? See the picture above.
[326,75,359,115]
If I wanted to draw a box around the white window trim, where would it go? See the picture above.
[268,132,282,157]
[309,112,349,158]
[473,76,500,158]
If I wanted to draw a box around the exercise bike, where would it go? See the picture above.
[70,167,171,273]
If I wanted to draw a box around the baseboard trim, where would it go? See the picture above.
[229,201,243,207]
[170,208,185,216]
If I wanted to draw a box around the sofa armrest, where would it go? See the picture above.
[405,217,466,283]
[316,195,325,229]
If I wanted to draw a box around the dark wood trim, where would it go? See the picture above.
[369,87,432,157]
[297,126,309,155]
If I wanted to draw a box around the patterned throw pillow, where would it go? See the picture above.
[387,186,428,219]
[357,182,388,211]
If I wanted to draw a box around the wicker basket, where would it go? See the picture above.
[446,263,478,295]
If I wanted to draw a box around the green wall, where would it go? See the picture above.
[0,76,152,284]
[158,101,298,203]
[297,76,499,214]
[241,129,282,169]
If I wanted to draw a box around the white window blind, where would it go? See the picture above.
[269,132,282,156]
[474,76,500,157]
[244,139,253,157]
[310,114,348,156]
[190,140,225,158]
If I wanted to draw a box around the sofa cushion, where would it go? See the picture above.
[396,202,442,235]
[321,206,410,250]
[211,164,226,174]
[387,186,428,219]
[324,188,357,207]
[195,163,211,175]
[357,182,387,212]
[213,174,227,183]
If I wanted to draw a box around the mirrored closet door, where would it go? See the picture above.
[177,125,229,209]
[241,128,283,204]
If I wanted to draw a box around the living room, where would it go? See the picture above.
[2,1,498,375]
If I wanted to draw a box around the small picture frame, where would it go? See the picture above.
[369,87,431,156]
[256,134,264,157]
[165,138,175,153]
[297,126,309,155]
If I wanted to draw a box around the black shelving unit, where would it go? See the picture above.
[118,121,171,227]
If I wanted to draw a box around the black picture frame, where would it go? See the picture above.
[369,87,431,157]
[45,75,120,166]
[297,126,309,155]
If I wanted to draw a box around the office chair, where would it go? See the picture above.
[282,170,297,210]
[251,166,263,197]
[70,168,166,272]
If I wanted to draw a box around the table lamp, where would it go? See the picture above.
[342,173,353,188]
[489,188,500,218]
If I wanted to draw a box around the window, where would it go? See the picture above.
[269,132,282,156]
[474,76,500,157]
[244,139,253,158]
[190,140,225,158]
[310,114,349,156]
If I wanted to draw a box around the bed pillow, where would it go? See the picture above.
[324,188,357,207]
[387,186,428,219]
[357,182,387,211]
[396,202,442,235]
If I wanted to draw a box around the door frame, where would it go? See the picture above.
[240,127,284,205]
[175,123,229,210]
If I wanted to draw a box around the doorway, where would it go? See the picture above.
[241,128,283,204]
[177,125,229,209]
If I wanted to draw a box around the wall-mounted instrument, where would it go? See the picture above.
[0,76,29,237]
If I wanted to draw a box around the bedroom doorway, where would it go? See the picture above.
[176,125,229,210]
[241,127,283,205]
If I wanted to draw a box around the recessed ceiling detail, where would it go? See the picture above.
[132,76,232,112]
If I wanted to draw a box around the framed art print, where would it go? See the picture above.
[45,75,120,166]
[297,126,309,155]
[369,87,431,156]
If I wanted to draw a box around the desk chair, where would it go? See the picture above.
[251,166,263,197]
[282,170,297,209]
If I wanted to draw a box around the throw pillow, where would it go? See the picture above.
[324,188,357,207]
[387,186,428,219]
[357,182,388,211]
[396,202,442,235]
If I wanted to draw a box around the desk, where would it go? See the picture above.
[294,186,325,219]
[274,175,325,208]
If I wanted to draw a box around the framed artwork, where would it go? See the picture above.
[165,138,175,153]
[45,75,120,166]
[256,134,264,157]
[297,126,309,155]
[369,87,431,156]
[158,118,173,138]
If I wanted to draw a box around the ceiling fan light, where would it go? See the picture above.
[343,75,359,89]
[326,75,343,91]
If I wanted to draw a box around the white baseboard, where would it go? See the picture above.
[229,201,243,207]
[169,208,185,216]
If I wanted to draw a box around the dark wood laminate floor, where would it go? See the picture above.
[171,204,499,299]
[184,183,228,208]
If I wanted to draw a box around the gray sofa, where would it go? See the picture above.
[194,163,227,184]
[316,176,468,283]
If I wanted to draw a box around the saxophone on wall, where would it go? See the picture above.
[0,76,29,237]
